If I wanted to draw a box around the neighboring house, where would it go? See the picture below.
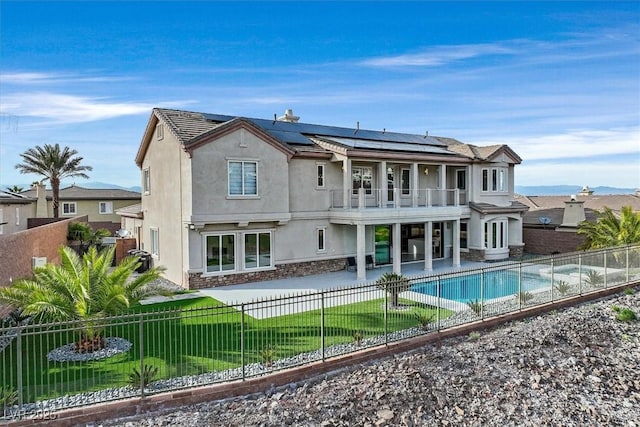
[20,185,141,234]
[516,187,640,254]
[116,203,143,246]
[0,189,35,235]
[135,108,528,289]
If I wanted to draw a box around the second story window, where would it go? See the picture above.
[316,163,325,188]
[352,166,372,195]
[228,160,258,196]
[99,201,113,214]
[62,202,77,216]
[482,167,507,192]
[401,168,410,195]
[143,168,151,195]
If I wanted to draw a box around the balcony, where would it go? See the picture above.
[331,188,467,209]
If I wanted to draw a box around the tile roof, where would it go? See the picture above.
[515,194,640,213]
[20,185,141,200]
[149,108,521,163]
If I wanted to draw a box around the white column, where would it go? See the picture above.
[424,221,433,271]
[357,223,366,280]
[379,161,387,207]
[411,163,419,207]
[393,222,401,274]
[439,164,447,205]
[453,219,461,268]
[342,159,351,209]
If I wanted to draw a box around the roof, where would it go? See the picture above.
[115,203,143,218]
[136,108,523,166]
[20,185,141,201]
[522,207,600,227]
[0,190,34,205]
[469,201,529,214]
[515,194,640,213]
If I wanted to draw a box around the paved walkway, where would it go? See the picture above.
[143,259,488,318]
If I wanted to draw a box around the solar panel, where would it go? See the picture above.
[201,112,448,148]
[319,137,453,155]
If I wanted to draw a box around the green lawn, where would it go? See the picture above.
[1,296,451,403]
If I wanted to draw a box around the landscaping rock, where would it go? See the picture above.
[98,288,640,427]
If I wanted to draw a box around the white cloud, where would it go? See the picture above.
[516,160,640,188]
[0,92,195,124]
[361,43,515,67]
[1,71,134,84]
[477,127,640,161]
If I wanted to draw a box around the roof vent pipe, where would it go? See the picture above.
[277,109,300,123]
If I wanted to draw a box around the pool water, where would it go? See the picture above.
[411,270,549,302]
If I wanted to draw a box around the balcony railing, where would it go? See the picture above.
[331,188,467,209]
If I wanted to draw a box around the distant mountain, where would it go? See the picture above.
[516,185,637,196]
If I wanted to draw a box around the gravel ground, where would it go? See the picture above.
[99,288,639,427]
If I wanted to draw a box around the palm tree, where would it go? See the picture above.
[0,246,165,353]
[15,144,92,218]
[375,272,411,307]
[6,185,24,193]
[577,206,640,249]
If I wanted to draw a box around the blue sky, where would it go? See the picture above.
[1,1,638,190]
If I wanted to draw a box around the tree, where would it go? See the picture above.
[577,206,640,249]
[375,272,411,307]
[6,185,24,193]
[0,246,165,353]
[15,144,92,218]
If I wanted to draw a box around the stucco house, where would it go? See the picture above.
[0,189,34,235]
[136,108,528,289]
[20,184,141,234]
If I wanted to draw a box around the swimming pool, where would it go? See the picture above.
[411,270,549,303]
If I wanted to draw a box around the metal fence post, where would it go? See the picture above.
[384,286,388,345]
[518,263,523,310]
[16,327,23,408]
[480,269,485,320]
[138,313,144,398]
[436,276,441,330]
[320,291,325,361]
[578,254,583,295]
[604,251,608,288]
[550,258,555,302]
[626,245,630,282]
[241,303,245,380]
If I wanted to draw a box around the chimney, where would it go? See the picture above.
[36,183,48,218]
[277,109,300,123]
[560,197,586,228]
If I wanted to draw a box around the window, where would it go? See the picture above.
[150,228,159,257]
[317,227,326,252]
[228,161,258,196]
[99,201,113,214]
[156,124,164,140]
[206,234,235,273]
[460,222,468,249]
[62,202,77,216]
[352,166,372,195]
[143,168,151,194]
[244,232,272,269]
[456,169,466,190]
[316,163,325,188]
[482,167,507,192]
[484,219,508,250]
[401,168,410,195]
[15,207,20,226]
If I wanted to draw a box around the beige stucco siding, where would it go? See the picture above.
[141,127,187,286]
[190,128,290,218]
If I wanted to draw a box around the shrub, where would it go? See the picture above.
[623,287,635,295]
[515,291,534,305]
[584,270,604,288]
[414,312,435,330]
[128,364,159,388]
[352,331,363,346]
[0,387,18,411]
[375,273,411,307]
[614,308,637,322]
[258,344,277,366]
[468,331,481,341]
[554,280,571,296]
[466,299,484,316]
